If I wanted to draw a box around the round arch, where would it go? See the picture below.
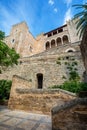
[65,48,76,53]
[56,37,62,46]
[45,41,50,50]
[62,35,69,44]
[51,39,55,48]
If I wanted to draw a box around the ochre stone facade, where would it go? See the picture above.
[0,47,85,87]
[5,19,81,58]
[1,19,86,115]
[0,19,84,88]
[5,22,37,57]
[8,75,76,114]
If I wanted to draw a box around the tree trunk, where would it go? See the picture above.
[80,28,87,82]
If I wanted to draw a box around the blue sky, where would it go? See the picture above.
[0,0,86,37]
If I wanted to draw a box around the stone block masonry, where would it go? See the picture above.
[4,19,81,58]
[0,48,85,88]
[8,75,76,115]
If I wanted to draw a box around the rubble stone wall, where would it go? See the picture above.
[8,75,76,115]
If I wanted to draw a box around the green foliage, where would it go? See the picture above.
[56,61,61,65]
[64,62,68,65]
[60,81,87,93]
[0,80,12,100]
[67,66,73,71]
[71,58,75,61]
[60,81,79,93]
[49,84,61,89]
[0,30,20,67]
[56,57,62,65]
[58,57,61,60]
[62,57,65,60]
[62,75,66,79]
[69,71,80,80]
[73,3,87,37]
[29,79,32,82]
[0,31,5,40]
[0,69,2,74]
[72,61,78,66]
[51,56,83,94]
[64,59,79,80]
[74,68,78,71]
[49,81,87,94]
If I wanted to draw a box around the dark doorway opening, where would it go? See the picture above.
[68,50,74,53]
[37,73,43,89]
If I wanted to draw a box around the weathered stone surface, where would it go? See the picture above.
[51,98,87,130]
[0,105,52,130]
[8,75,76,115]
[0,49,85,87]
[4,19,81,58]
[0,21,85,87]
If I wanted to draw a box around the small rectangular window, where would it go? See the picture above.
[48,33,52,37]
[53,31,57,35]
[58,28,63,33]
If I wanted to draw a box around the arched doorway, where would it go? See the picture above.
[37,73,43,89]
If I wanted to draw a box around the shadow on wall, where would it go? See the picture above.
[51,98,87,130]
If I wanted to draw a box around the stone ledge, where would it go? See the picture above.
[51,98,87,114]
[13,75,30,82]
[16,88,60,94]
[16,88,76,97]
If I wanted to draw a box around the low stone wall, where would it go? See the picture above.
[8,75,76,115]
[51,98,87,130]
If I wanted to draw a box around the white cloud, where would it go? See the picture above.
[65,0,72,6]
[63,8,72,24]
[48,0,54,5]
[54,8,58,13]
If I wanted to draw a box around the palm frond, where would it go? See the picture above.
[76,18,85,29]
[73,3,87,37]
[79,23,87,38]
[73,4,87,9]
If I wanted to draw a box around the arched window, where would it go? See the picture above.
[62,35,69,44]
[56,37,62,46]
[51,39,55,48]
[46,41,50,50]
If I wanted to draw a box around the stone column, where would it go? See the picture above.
[61,38,63,45]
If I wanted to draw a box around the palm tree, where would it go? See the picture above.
[73,3,87,82]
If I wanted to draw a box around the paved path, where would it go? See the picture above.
[0,106,52,130]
